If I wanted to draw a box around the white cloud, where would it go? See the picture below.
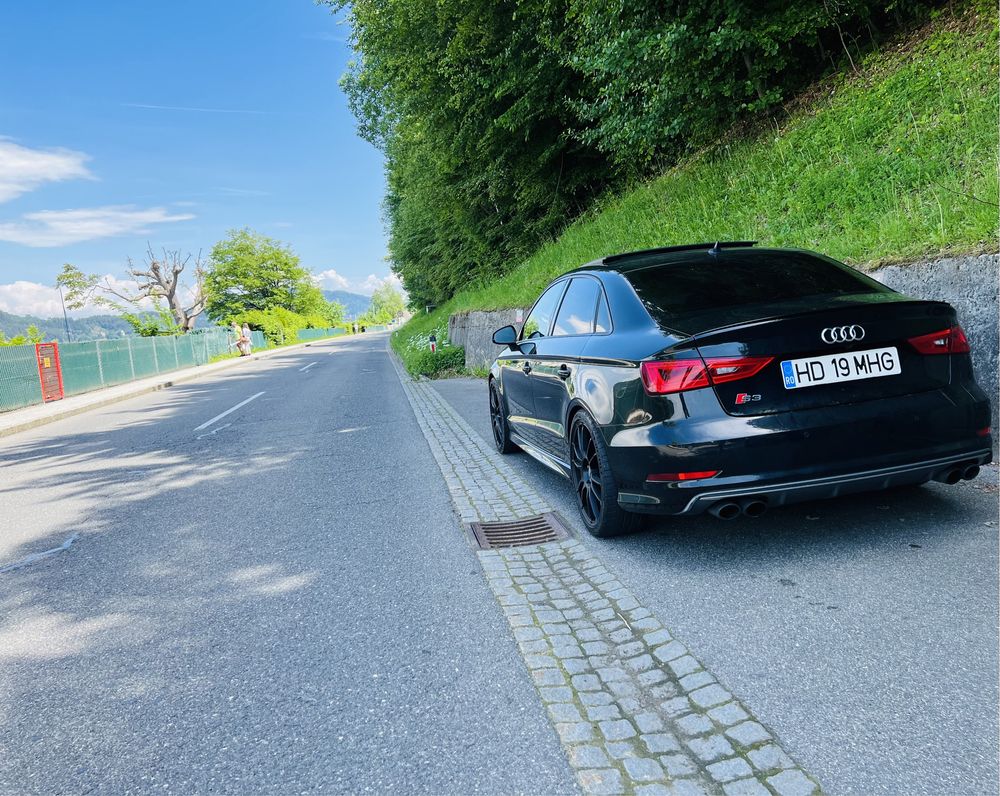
[0,276,164,318]
[314,268,403,296]
[0,139,93,203]
[0,205,194,247]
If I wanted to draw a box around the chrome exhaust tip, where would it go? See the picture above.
[740,499,768,518]
[962,465,980,481]
[709,502,741,520]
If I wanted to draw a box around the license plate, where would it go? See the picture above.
[781,346,901,390]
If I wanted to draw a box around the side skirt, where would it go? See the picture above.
[510,432,571,479]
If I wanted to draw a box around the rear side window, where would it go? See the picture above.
[522,281,567,339]
[553,278,601,336]
[626,251,886,325]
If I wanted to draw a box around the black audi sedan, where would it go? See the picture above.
[488,242,993,537]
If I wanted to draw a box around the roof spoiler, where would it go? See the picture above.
[604,241,756,265]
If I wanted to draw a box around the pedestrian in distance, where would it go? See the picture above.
[230,321,244,355]
[240,323,253,356]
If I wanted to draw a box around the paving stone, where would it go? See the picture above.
[627,606,652,621]
[548,702,584,722]
[580,690,614,706]
[725,721,771,748]
[553,644,585,659]
[722,779,771,796]
[569,745,613,770]
[668,780,709,796]
[526,654,558,669]
[571,620,598,632]
[707,702,750,728]
[577,769,625,795]
[676,713,714,737]
[589,655,615,669]
[592,608,616,621]
[637,668,669,687]
[605,740,639,759]
[617,696,641,713]
[659,753,697,778]
[625,654,656,673]
[599,719,637,741]
[572,674,603,691]
[615,596,640,611]
[689,684,732,709]
[644,629,672,647]
[564,658,592,675]
[597,619,625,633]
[586,704,622,722]
[535,609,564,623]
[707,757,754,783]
[679,671,715,692]
[522,582,544,593]
[623,757,664,782]
[519,639,550,655]
[539,686,574,703]
[583,641,611,655]
[597,667,629,683]
[609,629,636,644]
[607,681,638,698]
[641,733,680,754]
[686,734,735,763]
[508,613,534,627]
[532,668,566,686]
[634,785,671,796]
[562,608,585,621]
[668,655,701,678]
[631,617,661,632]
[635,712,664,733]
[652,642,687,663]
[513,626,544,642]
[557,722,595,743]
[766,770,818,796]
[616,640,644,657]
[543,623,572,635]
[660,696,693,717]
[748,744,794,773]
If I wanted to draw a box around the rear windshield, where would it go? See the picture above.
[626,250,886,327]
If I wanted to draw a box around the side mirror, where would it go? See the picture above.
[492,324,518,348]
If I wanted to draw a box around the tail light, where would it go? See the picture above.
[640,356,773,395]
[647,471,720,482]
[908,325,971,355]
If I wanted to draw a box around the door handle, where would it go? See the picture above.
[522,363,532,374]
[557,364,571,380]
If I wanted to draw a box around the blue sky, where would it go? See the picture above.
[0,0,390,317]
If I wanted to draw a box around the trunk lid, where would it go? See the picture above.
[683,294,956,416]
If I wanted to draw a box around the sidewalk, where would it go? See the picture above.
[0,337,334,439]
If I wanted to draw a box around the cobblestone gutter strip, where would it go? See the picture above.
[387,343,822,796]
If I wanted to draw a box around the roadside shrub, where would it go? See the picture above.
[409,345,465,377]
[233,308,310,347]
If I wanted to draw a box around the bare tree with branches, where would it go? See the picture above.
[58,245,207,334]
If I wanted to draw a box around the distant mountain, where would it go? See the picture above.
[0,310,136,342]
[323,290,371,319]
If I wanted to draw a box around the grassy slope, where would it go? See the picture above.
[394,3,998,370]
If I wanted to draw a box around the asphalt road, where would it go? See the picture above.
[0,335,576,794]
[432,377,1000,796]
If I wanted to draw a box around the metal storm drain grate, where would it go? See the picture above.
[469,513,571,549]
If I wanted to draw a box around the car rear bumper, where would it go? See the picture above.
[605,384,992,515]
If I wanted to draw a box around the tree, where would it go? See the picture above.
[57,246,206,334]
[363,283,406,325]
[205,229,316,321]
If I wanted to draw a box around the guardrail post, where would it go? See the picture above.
[95,340,106,386]
[172,335,180,369]
[126,337,135,379]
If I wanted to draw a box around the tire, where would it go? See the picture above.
[490,380,519,454]
[569,411,645,538]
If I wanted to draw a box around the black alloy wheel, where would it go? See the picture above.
[490,381,519,454]
[568,412,644,537]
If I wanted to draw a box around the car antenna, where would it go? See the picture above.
[708,242,721,256]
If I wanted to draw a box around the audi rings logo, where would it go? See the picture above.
[821,325,865,344]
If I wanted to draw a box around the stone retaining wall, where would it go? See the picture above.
[449,253,998,430]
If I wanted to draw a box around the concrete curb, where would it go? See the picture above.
[0,335,351,439]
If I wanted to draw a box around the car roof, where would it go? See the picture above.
[566,241,768,274]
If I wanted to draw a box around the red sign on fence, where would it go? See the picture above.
[35,342,64,403]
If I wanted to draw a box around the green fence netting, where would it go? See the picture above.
[0,345,43,412]
[0,327,346,414]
